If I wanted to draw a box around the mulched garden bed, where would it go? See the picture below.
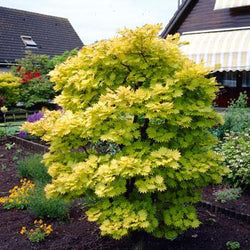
[0,139,249,250]
[202,186,250,216]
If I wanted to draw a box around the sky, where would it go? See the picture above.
[0,0,178,45]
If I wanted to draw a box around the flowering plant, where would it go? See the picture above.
[20,219,53,242]
[0,179,35,210]
[0,106,8,113]
[18,130,29,139]
[27,112,44,123]
[20,71,41,83]
[18,112,44,139]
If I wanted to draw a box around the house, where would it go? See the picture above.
[161,0,250,106]
[0,6,83,72]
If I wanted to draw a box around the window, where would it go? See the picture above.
[214,0,250,10]
[21,36,37,48]
[222,71,237,87]
[242,71,250,87]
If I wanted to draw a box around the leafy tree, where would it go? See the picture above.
[0,73,20,107]
[23,25,226,239]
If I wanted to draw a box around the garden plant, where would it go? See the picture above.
[23,24,227,240]
[216,130,250,189]
[212,92,250,140]
[11,50,77,109]
[0,73,20,108]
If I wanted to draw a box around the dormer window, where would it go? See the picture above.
[21,35,37,48]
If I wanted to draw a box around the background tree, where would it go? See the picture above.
[23,25,227,240]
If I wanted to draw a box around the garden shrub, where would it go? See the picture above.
[17,154,51,185]
[12,50,77,108]
[18,77,55,108]
[212,92,250,140]
[22,25,226,239]
[0,73,20,107]
[216,130,250,188]
[27,186,69,220]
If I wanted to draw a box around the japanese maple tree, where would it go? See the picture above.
[23,25,226,239]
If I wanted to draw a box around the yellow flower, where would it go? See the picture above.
[34,220,38,224]
[20,226,26,235]
[39,219,43,224]
[0,197,6,203]
[0,106,8,113]
[45,229,52,235]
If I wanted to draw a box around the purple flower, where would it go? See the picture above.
[18,131,28,138]
[27,112,44,123]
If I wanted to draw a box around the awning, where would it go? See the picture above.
[179,28,250,72]
[214,0,250,10]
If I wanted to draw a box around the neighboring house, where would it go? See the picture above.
[161,0,250,107]
[0,6,83,72]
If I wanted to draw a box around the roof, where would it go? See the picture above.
[161,0,250,38]
[160,0,196,38]
[0,6,84,64]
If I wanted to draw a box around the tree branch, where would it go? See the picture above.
[140,118,149,141]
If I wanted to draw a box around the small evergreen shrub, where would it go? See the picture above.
[27,186,69,219]
[215,188,242,203]
[17,154,51,185]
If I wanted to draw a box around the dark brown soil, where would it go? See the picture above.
[202,186,250,215]
[0,139,250,250]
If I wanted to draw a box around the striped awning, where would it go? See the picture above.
[180,28,250,72]
[214,0,250,10]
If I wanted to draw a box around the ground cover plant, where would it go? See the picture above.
[0,121,24,136]
[215,188,242,203]
[23,24,227,240]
